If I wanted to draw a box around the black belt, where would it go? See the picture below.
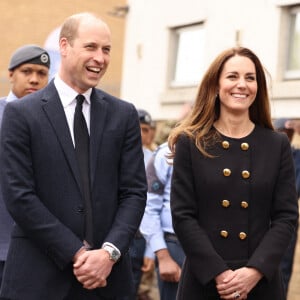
[164,232,178,242]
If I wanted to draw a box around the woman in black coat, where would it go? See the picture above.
[168,47,299,300]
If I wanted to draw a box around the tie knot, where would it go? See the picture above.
[76,94,85,106]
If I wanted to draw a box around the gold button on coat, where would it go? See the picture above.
[239,232,247,240]
[223,168,231,177]
[222,200,230,207]
[241,143,249,151]
[222,141,230,149]
[220,230,228,238]
[241,201,249,208]
[242,170,250,179]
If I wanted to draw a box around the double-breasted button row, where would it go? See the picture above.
[220,230,247,240]
[223,168,251,179]
[221,200,249,208]
[222,141,249,151]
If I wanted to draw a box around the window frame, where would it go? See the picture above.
[168,22,206,88]
[285,5,300,79]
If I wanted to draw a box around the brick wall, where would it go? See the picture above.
[0,0,127,97]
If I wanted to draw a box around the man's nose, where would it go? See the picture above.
[29,73,39,83]
[94,49,106,63]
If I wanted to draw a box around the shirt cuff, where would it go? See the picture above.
[101,242,121,257]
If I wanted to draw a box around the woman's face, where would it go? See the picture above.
[218,55,257,115]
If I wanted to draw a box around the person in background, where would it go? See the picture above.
[286,119,300,136]
[274,118,300,296]
[125,109,155,300]
[0,44,50,288]
[168,47,298,300]
[148,120,158,151]
[140,140,184,300]
[140,103,192,300]
[0,12,146,300]
[138,109,154,166]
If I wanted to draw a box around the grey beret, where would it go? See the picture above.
[8,44,50,70]
[137,109,152,125]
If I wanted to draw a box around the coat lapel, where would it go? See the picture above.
[41,82,82,190]
[89,90,108,186]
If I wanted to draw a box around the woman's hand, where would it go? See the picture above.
[216,267,263,299]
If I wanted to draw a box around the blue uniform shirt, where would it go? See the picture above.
[140,142,173,252]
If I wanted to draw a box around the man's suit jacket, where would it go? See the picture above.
[0,80,147,299]
[0,97,14,263]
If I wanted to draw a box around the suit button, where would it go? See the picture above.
[239,232,247,240]
[220,230,229,238]
[241,143,249,151]
[241,201,249,208]
[223,168,231,177]
[241,170,250,179]
[222,141,230,149]
[222,200,230,207]
[77,205,84,213]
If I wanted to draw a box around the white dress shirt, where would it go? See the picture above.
[54,75,92,146]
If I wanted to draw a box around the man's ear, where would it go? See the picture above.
[59,37,69,57]
[8,70,14,83]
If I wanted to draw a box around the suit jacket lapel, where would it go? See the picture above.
[90,90,108,186]
[41,81,82,190]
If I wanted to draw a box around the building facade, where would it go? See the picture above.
[121,0,300,121]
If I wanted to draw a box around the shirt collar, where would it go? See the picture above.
[6,91,19,102]
[54,75,92,107]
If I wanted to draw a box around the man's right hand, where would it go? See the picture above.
[73,248,114,289]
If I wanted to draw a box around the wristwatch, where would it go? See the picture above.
[102,244,120,262]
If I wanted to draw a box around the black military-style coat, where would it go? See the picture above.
[171,125,299,300]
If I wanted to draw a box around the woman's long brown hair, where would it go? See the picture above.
[168,47,273,158]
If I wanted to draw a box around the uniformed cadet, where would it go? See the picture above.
[168,47,298,300]
[0,44,50,287]
[122,109,155,300]
[140,142,185,300]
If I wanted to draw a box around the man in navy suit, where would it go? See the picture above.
[0,12,147,300]
[0,44,50,288]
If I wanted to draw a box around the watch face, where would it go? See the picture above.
[111,249,120,261]
[103,245,120,262]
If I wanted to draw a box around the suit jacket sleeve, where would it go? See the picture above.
[0,102,83,269]
[99,103,147,253]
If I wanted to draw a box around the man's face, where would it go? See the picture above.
[59,17,111,94]
[9,63,49,98]
[140,123,152,146]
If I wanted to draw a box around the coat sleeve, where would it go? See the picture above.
[246,134,299,280]
[171,135,229,284]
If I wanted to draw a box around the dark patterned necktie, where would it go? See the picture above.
[74,94,93,246]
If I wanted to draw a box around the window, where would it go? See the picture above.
[286,6,300,79]
[170,22,205,87]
